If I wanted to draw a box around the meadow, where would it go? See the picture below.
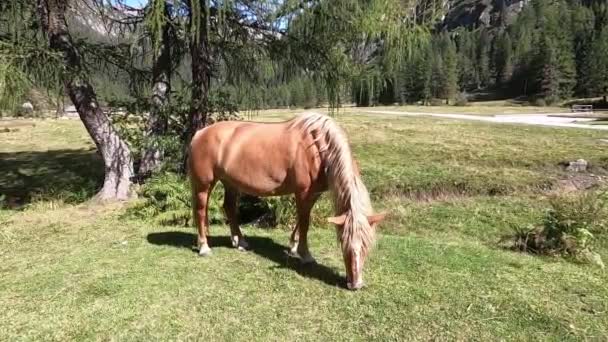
[1,111,607,340]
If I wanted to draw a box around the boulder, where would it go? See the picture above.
[22,102,34,111]
[566,159,588,172]
[20,102,34,115]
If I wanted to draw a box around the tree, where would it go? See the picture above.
[430,52,443,100]
[494,31,514,87]
[439,33,458,103]
[509,2,538,95]
[581,26,608,99]
[456,30,478,91]
[537,37,560,103]
[553,3,577,99]
[37,0,134,200]
[284,1,434,109]
[139,0,173,177]
[570,3,595,95]
[477,28,492,88]
[187,0,211,144]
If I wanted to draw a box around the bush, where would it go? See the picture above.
[454,92,469,106]
[510,191,607,267]
[429,98,444,106]
[126,172,220,226]
[264,196,297,227]
[533,98,547,107]
[127,172,303,228]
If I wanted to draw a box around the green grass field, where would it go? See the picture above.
[1,112,608,340]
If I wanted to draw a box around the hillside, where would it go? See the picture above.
[442,0,530,30]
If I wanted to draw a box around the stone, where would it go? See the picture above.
[20,102,34,115]
[18,101,34,116]
[566,159,588,172]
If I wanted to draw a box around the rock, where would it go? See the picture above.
[21,102,34,112]
[442,0,529,30]
[18,102,35,116]
[479,6,493,27]
[566,159,588,172]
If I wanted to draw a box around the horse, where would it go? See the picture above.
[188,111,386,290]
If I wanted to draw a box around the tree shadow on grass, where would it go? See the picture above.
[147,231,347,289]
[0,149,103,207]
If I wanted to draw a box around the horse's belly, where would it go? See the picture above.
[218,170,293,197]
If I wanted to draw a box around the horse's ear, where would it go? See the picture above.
[367,212,387,226]
[327,215,347,226]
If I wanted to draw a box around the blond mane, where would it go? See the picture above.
[289,112,375,256]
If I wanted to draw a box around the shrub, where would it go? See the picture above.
[264,196,297,227]
[127,172,304,228]
[533,98,547,107]
[429,98,444,106]
[454,92,469,106]
[127,172,224,226]
[510,191,607,267]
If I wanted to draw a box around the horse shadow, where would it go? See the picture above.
[146,231,346,289]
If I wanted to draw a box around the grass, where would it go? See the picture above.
[2,111,608,340]
[0,119,101,206]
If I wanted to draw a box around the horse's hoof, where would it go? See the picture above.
[285,249,299,259]
[347,281,364,290]
[300,254,316,264]
[289,245,298,255]
[232,236,249,251]
[198,245,212,257]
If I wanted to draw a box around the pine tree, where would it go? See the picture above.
[571,3,596,95]
[494,31,514,87]
[456,30,478,90]
[581,26,608,100]
[430,43,444,100]
[302,78,317,109]
[477,29,492,88]
[439,33,458,103]
[510,3,537,95]
[554,3,577,99]
[398,44,432,104]
[537,37,560,104]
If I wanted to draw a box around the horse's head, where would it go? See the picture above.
[328,212,386,290]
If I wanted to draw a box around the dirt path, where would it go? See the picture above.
[362,110,608,130]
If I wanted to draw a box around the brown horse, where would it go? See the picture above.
[188,112,385,290]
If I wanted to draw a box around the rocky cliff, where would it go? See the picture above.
[441,0,531,30]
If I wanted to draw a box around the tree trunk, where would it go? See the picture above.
[38,0,134,201]
[182,0,211,172]
[139,1,172,178]
[187,0,211,143]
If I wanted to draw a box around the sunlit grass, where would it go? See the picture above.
[1,113,607,340]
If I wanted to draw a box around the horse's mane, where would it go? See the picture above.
[289,112,375,256]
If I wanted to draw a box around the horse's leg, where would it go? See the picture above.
[295,192,320,264]
[223,184,248,251]
[288,221,300,256]
[193,181,215,256]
